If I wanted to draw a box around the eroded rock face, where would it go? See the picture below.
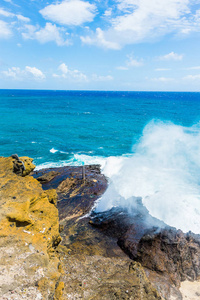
[0,156,63,300]
[58,249,162,300]
[12,155,35,176]
[135,228,200,285]
[90,205,200,300]
[35,166,163,299]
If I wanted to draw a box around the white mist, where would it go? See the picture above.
[96,120,200,234]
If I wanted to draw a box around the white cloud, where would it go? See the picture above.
[151,77,174,82]
[183,74,200,80]
[126,54,143,67]
[25,66,45,79]
[0,8,14,17]
[104,8,112,17]
[54,63,113,82]
[55,63,88,81]
[81,27,121,50]
[16,14,30,22]
[185,66,200,70]
[40,0,96,26]
[0,8,30,21]
[22,23,71,46]
[116,66,129,70]
[158,52,183,61]
[92,74,113,81]
[117,53,143,70]
[81,0,200,49]
[2,66,45,80]
[0,20,12,38]
[155,68,171,71]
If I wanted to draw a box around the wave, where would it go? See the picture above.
[36,120,200,233]
[96,120,200,234]
[35,154,108,170]
[50,148,59,154]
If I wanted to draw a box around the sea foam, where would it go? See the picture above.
[37,120,200,233]
[96,120,200,234]
[35,154,107,170]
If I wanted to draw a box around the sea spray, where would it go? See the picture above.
[35,154,107,170]
[96,120,200,234]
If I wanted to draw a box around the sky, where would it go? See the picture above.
[1,0,200,91]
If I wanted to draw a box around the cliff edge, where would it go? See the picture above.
[0,156,63,300]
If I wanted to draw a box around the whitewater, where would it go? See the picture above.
[1,90,200,233]
[35,120,200,234]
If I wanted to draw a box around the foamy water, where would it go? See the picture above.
[36,120,200,233]
[96,121,200,233]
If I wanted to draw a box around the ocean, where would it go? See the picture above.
[1,89,200,233]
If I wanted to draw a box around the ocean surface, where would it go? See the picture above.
[1,89,200,233]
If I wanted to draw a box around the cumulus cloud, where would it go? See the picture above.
[0,20,12,38]
[104,8,112,17]
[54,63,88,81]
[0,7,30,21]
[0,7,30,39]
[54,63,113,82]
[2,66,45,80]
[117,53,143,70]
[126,54,143,67]
[158,52,183,61]
[25,66,45,79]
[81,27,121,50]
[81,0,200,49]
[40,0,96,26]
[22,23,71,46]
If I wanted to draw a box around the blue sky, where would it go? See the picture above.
[1,0,200,91]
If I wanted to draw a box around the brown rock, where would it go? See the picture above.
[37,170,61,183]
[0,156,62,299]
[136,228,200,285]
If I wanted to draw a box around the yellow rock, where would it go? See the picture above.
[0,156,63,299]
[20,156,36,175]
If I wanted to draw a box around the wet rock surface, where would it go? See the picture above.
[33,165,107,220]
[34,166,163,299]
[5,161,199,300]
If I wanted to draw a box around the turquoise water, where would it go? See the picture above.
[1,90,200,166]
[2,89,200,232]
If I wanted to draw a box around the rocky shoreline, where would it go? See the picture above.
[1,155,200,299]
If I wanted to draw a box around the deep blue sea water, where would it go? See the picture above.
[1,89,200,233]
[1,89,200,166]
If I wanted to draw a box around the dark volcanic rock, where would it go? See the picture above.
[33,164,107,220]
[36,170,61,183]
[33,165,200,299]
[33,165,163,299]
[90,201,200,299]
[135,228,200,285]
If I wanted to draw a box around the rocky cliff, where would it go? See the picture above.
[0,156,63,300]
[2,156,199,300]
